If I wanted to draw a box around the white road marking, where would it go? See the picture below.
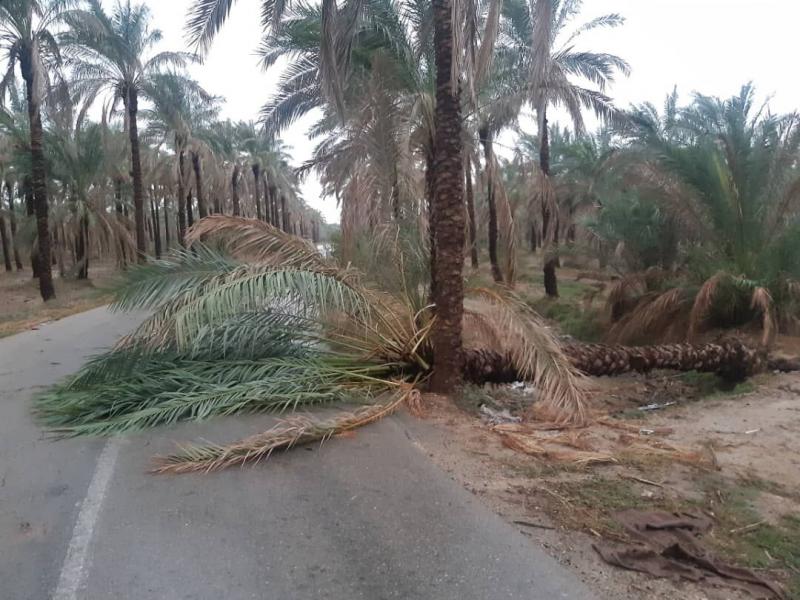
[53,438,123,600]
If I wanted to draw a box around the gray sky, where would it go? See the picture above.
[147,0,800,224]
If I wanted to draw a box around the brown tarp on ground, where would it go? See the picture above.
[593,509,786,599]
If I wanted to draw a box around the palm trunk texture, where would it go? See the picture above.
[125,87,146,262]
[462,340,765,385]
[429,0,466,393]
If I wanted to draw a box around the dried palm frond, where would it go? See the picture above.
[606,287,690,344]
[687,271,727,341]
[186,215,339,274]
[152,386,417,474]
[463,288,587,426]
[750,286,776,348]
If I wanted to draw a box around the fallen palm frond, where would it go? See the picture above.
[36,215,593,465]
[152,386,418,474]
[750,287,776,348]
[687,272,727,341]
[464,287,588,426]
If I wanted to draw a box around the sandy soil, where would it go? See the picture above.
[411,370,800,599]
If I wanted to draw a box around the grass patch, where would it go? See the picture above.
[529,296,604,342]
[678,371,757,399]
[697,474,800,595]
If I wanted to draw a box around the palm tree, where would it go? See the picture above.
[142,72,216,244]
[607,85,800,347]
[499,0,629,296]
[62,0,195,261]
[0,0,72,299]
[427,0,466,391]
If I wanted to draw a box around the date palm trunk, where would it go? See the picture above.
[465,157,479,269]
[163,196,170,249]
[429,0,466,393]
[124,86,146,262]
[462,340,764,385]
[21,42,55,300]
[479,125,503,283]
[0,215,11,272]
[281,195,290,232]
[177,150,187,245]
[251,164,262,220]
[540,109,558,297]
[191,151,207,219]
[6,181,22,270]
[231,165,241,216]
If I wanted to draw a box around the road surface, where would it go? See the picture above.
[0,307,594,599]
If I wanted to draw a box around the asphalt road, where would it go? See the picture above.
[0,307,594,599]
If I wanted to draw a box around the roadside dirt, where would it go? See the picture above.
[413,370,800,599]
[0,262,116,337]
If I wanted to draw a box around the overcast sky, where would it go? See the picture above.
[146,0,799,224]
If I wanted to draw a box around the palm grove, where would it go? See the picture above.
[4,0,799,470]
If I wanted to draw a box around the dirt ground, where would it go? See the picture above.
[0,262,117,337]
[411,368,800,599]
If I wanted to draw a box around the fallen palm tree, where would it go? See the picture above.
[465,339,767,384]
[35,217,782,473]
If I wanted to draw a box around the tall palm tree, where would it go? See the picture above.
[0,0,73,299]
[62,0,195,261]
[142,71,215,244]
[499,0,629,296]
[428,0,466,392]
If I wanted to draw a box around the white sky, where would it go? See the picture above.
[143,0,800,223]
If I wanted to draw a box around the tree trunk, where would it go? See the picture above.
[281,195,290,232]
[465,157,479,269]
[177,151,187,245]
[429,0,466,394]
[6,181,22,270]
[76,213,89,279]
[23,177,39,278]
[21,44,55,300]
[114,179,128,267]
[163,196,171,249]
[479,125,502,283]
[462,340,764,385]
[150,190,162,259]
[186,190,194,228]
[0,215,11,272]
[539,109,558,297]
[269,185,279,226]
[261,173,277,226]
[191,151,207,219]
[252,164,262,220]
[124,86,146,263]
[231,165,241,216]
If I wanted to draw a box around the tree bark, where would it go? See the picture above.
[114,179,128,267]
[177,151,187,245]
[252,164,262,220]
[281,195,290,233]
[21,44,55,299]
[6,181,22,270]
[429,0,466,393]
[465,157,479,269]
[76,213,89,279]
[186,190,194,228]
[150,189,162,259]
[479,125,502,283]
[23,177,40,278]
[191,151,207,219]
[163,196,170,249]
[0,215,11,272]
[539,109,558,297]
[124,86,146,263]
[462,340,764,385]
[231,165,241,216]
